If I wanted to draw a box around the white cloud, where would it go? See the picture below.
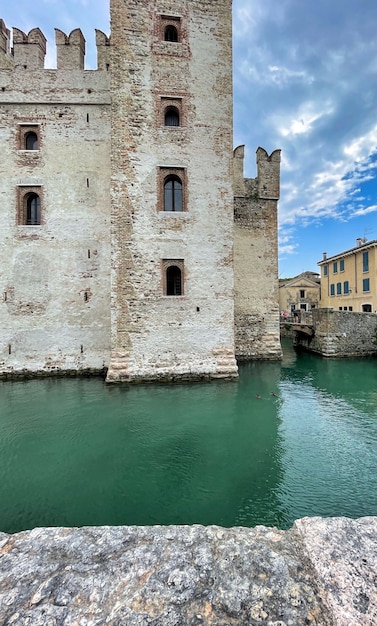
[350,204,377,217]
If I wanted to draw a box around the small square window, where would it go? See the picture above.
[349,306,353,311]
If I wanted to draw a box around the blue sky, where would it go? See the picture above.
[3,0,377,277]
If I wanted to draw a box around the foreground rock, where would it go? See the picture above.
[0,517,376,625]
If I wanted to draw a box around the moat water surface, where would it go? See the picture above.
[1,340,377,533]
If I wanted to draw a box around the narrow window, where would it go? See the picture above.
[330,284,335,296]
[323,265,328,276]
[363,251,369,272]
[164,106,180,127]
[300,289,305,298]
[25,131,38,150]
[339,259,345,272]
[166,265,182,295]
[363,278,370,292]
[165,25,178,42]
[336,282,342,295]
[333,261,338,274]
[164,175,183,211]
[343,281,349,294]
[26,193,41,225]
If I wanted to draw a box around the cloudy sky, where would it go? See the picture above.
[2,0,377,277]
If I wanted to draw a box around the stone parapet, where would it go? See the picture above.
[0,20,109,70]
[0,517,376,625]
[295,308,377,357]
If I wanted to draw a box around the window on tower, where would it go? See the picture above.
[17,186,43,226]
[165,25,178,42]
[164,106,180,127]
[164,175,183,211]
[158,167,186,212]
[162,259,184,296]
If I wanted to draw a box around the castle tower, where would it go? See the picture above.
[233,146,282,360]
[107,0,238,381]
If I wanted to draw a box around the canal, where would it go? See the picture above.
[0,340,376,533]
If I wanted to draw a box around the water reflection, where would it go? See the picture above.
[0,341,376,533]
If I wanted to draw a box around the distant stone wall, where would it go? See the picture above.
[0,517,376,625]
[296,308,377,357]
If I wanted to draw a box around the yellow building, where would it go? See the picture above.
[318,239,377,312]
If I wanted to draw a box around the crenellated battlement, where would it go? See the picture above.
[13,27,46,69]
[0,19,110,70]
[233,145,281,200]
[256,146,281,200]
[55,28,85,70]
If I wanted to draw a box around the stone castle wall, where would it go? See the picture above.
[0,4,281,381]
[234,146,282,360]
[296,308,377,357]
[0,23,111,377]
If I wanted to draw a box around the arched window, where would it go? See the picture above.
[165,25,178,42]
[164,175,182,212]
[166,266,182,295]
[26,193,41,225]
[25,131,38,150]
[164,106,180,127]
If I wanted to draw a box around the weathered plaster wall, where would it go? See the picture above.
[108,0,237,382]
[234,147,282,360]
[0,517,376,625]
[296,308,377,357]
[0,35,111,376]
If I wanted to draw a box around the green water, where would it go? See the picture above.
[1,341,377,533]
